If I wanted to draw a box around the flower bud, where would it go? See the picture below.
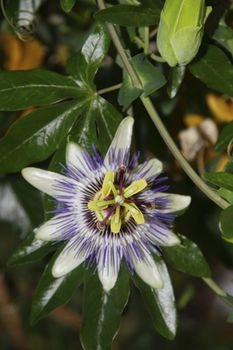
[157,0,212,67]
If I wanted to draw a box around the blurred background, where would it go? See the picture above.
[0,0,233,349]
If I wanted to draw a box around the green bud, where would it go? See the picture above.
[157,0,212,67]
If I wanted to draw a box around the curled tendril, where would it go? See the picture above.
[0,0,37,41]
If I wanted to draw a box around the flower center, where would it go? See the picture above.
[87,170,147,234]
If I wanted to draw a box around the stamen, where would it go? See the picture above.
[122,203,145,224]
[88,199,115,211]
[111,206,122,233]
[101,171,115,197]
[124,179,147,198]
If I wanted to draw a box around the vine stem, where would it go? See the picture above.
[202,278,226,297]
[98,83,122,94]
[96,0,228,210]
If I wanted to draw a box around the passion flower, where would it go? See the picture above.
[22,117,191,292]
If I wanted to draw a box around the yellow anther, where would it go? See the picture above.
[88,199,114,211]
[96,210,105,222]
[122,203,145,224]
[124,179,147,198]
[101,171,115,197]
[110,206,122,234]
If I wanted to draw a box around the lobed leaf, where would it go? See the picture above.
[0,100,88,173]
[70,95,122,155]
[0,69,80,110]
[66,23,110,89]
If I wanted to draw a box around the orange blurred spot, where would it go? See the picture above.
[184,114,204,127]
[206,93,233,123]
[1,33,45,70]
[216,154,230,172]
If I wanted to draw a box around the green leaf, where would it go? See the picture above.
[189,45,233,96]
[70,95,122,155]
[220,205,233,243]
[222,293,233,309]
[8,232,57,265]
[132,54,166,96]
[118,73,142,108]
[0,69,80,110]
[60,0,76,12]
[131,53,166,97]
[214,25,233,41]
[163,234,211,277]
[204,172,233,192]
[215,122,233,152]
[218,188,233,204]
[0,100,87,173]
[43,142,67,221]
[0,177,42,234]
[133,257,176,340]
[227,310,233,323]
[31,248,84,324]
[95,4,161,27]
[10,176,43,227]
[66,23,110,89]
[167,65,186,98]
[80,267,130,350]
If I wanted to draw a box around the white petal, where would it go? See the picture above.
[66,142,91,175]
[98,246,122,292]
[133,252,163,289]
[155,193,191,214]
[21,167,74,198]
[104,116,134,168]
[35,216,64,241]
[160,232,180,246]
[52,240,87,277]
[134,158,163,181]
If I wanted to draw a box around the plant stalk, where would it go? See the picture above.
[96,0,229,210]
